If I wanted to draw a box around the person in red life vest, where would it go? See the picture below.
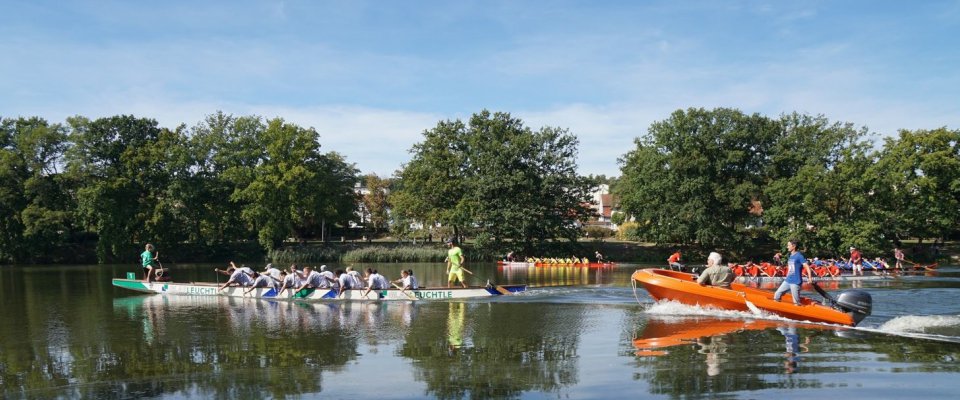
[668,250,684,271]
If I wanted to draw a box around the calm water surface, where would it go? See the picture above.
[1,262,959,399]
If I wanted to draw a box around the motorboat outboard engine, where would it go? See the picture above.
[834,290,873,325]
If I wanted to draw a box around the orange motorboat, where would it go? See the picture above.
[631,269,872,326]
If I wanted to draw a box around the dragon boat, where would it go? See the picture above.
[497,261,615,268]
[631,269,873,326]
[725,261,937,279]
[112,278,525,301]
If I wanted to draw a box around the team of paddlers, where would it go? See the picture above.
[665,247,935,279]
[508,251,607,265]
[211,261,420,298]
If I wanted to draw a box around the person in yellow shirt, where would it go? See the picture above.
[446,238,471,288]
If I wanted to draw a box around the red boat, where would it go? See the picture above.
[631,269,872,326]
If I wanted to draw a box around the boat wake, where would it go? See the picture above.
[642,300,858,329]
[645,300,769,321]
[859,315,960,343]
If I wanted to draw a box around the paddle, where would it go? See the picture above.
[392,282,417,300]
[486,280,512,295]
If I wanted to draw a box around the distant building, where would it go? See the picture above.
[585,184,620,230]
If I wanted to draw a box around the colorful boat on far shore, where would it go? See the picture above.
[112,278,525,301]
[497,261,615,268]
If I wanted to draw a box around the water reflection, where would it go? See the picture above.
[777,326,810,374]
[630,316,839,396]
[399,302,584,398]
[498,264,616,287]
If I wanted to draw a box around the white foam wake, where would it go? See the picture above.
[644,300,765,320]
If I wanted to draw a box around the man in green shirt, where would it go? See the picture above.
[446,239,470,288]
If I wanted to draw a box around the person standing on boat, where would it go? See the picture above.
[595,251,604,263]
[668,250,684,271]
[141,243,159,282]
[849,247,864,276]
[774,240,807,306]
[446,238,470,288]
[894,246,905,270]
[697,252,734,287]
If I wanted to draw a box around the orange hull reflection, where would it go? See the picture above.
[633,318,785,356]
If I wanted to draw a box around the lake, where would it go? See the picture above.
[1,262,959,399]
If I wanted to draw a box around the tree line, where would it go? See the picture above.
[0,113,358,263]
[2,108,957,264]
[616,108,959,258]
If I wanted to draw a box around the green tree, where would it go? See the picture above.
[361,174,391,231]
[13,117,76,261]
[185,112,266,243]
[0,118,29,262]
[868,127,960,246]
[393,110,594,253]
[66,115,167,262]
[617,108,780,250]
[762,113,878,255]
[230,117,359,250]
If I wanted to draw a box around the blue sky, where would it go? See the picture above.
[2,0,958,177]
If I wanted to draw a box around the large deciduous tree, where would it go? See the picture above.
[66,115,167,262]
[228,117,359,250]
[867,127,960,246]
[617,108,779,251]
[392,110,594,253]
[361,174,391,231]
[762,113,877,255]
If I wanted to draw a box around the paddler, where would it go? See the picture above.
[214,262,255,291]
[773,239,808,306]
[393,269,419,291]
[697,252,734,287]
[668,250,684,271]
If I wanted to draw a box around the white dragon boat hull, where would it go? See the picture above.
[112,278,525,301]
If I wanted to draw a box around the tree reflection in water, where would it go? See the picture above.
[400,302,584,399]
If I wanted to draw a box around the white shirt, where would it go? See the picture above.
[403,275,419,290]
[264,267,282,281]
[319,271,335,288]
[229,270,253,286]
[251,275,274,288]
[348,271,364,288]
[368,273,389,289]
[306,271,324,287]
[282,274,300,289]
[338,274,353,289]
